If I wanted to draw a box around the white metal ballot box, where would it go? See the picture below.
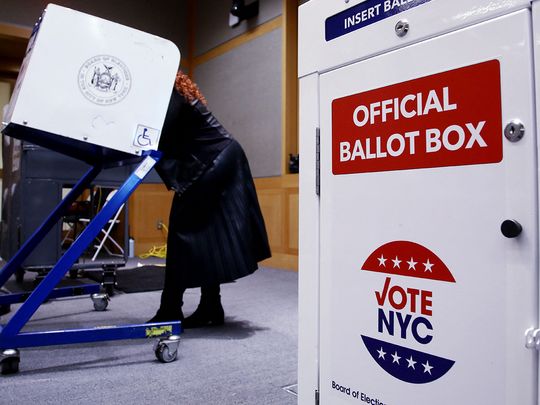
[298,1,540,404]
[2,3,180,160]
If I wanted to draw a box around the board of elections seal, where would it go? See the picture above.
[78,55,131,105]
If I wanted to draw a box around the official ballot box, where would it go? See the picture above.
[2,3,180,160]
[298,1,540,404]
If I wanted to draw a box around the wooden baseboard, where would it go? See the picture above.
[261,252,298,271]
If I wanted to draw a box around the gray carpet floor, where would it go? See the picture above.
[0,266,298,405]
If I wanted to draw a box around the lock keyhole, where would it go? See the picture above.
[504,119,524,142]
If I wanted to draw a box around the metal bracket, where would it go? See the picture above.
[524,327,540,349]
[101,265,118,294]
[316,127,320,196]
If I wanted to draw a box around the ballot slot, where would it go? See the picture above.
[298,0,529,78]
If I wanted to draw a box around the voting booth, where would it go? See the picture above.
[0,4,181,373]
[3,4,176,160]
[298,0,540,403]
[1,3,179,276]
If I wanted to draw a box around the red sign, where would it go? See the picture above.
[361,240,455,283]
[332,60,502,174]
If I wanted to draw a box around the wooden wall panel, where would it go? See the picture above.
[288,192,299,252]
[128,176,299,271]
[128,183,173,256]
[255,174,298,270]
[258,189,285,248]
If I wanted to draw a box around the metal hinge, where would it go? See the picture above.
[315,389,320,405]
[316,127,320,196]
[525,327,540,349]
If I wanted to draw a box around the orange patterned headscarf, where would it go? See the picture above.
[174,71,208,106]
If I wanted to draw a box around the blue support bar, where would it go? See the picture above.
[0,165,101,288]
[0,151,162,339]
[0,284,101,306]
[0,321,181,349]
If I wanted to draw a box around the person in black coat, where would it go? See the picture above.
[148,71,271,328]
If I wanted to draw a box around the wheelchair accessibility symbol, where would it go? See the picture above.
[133,125,159,149]
[137,128,152,147]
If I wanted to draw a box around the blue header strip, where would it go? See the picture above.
[325,0,431,42]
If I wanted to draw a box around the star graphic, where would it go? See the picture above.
[423,259,434,272]
[377,255,387,267]
[391,351,401,364]
[392,256,401,269]
[406,356,416,369]
[422,360,433,375]
[407,257,417,270]
[377,347,386,360]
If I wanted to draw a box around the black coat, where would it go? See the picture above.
[156,90,271,288]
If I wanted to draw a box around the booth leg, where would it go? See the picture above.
[0,153,160,338]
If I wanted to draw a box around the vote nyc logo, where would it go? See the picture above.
[360,241,455,384]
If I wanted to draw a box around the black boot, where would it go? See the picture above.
[183,284,224,328]
[146,307,184,323]
[147,286,185,323]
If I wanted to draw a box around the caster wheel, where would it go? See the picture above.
[91,293,109,311]
[1,349,20,375]
[154,335,180,363]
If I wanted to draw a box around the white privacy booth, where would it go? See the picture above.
[3,3,179,159]
[0,4,182,374]
[298,0,540,403]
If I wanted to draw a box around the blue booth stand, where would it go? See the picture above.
[0,135,181,374]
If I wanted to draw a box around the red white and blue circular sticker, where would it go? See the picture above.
[360,240,455,384]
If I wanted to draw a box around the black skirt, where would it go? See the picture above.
[165,139,271,288]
